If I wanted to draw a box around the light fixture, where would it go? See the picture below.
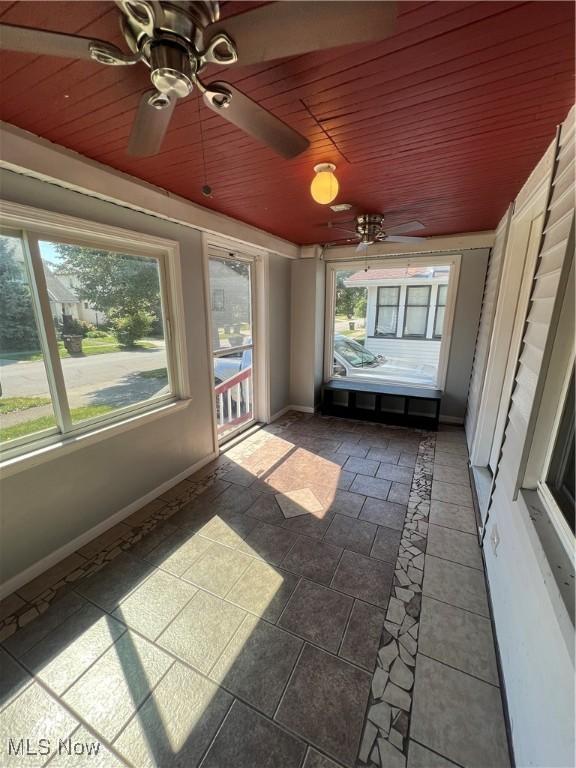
[330,202,352,212]
[310,163,339,205]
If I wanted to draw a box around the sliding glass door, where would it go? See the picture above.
[208,252,256,442]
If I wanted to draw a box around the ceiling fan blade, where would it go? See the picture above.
[203,82,309,159]
[127,91,176,157]
[384,235,427,243]
[325,237,357,245]
[321,222,357,233]
[0,23,121,60]
[383,220,426,235]
[206,1,397,67]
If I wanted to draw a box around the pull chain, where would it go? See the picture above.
[197,90,212,197]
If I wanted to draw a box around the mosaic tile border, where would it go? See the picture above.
[0,463,233,641]
[0,410,306,639]
[358,432,435,767]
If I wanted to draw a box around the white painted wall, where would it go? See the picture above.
[484,486,574,767]
[268,253,292,418]
[0,170,293,587]
[441,248,489,420]
[289,257,325,410]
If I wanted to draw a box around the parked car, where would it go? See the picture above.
[214,346,252,386]
[214,345,252,418]
[334,334,436,385]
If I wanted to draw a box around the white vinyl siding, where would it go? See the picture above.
[365,337,441,368]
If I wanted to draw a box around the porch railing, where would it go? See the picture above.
[215,365,253,436]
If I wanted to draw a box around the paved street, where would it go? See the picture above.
[1,348,169,426]
[0,348,167,398]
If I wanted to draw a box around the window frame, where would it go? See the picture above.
[402,284,431,339]
[522,252,575,559]
[545,371,574,529]
[374,285,400,337]
[0,201,189,464]
[433,283,448,339]
[535,361,576,557]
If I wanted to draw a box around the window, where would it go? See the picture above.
[434,284,448,338]
[403,285,431,338]
[0,219,178,458]
[545,370,575,533]
[375,286,400,337]
[327,261,457,388]
[0,232,57,445]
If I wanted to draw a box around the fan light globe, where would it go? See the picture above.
[310,163,338,205]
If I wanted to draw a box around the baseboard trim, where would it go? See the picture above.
[0,450,218,600]
[270,405,315,421]
[439,415,465,425]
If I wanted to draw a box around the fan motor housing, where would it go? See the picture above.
[121,1,219,65]
[356,213,385,244]
[150,40,196,96]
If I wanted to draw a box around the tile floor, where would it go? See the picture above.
[0,413,511,768]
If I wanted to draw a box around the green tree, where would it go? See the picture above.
[54,244,161,345]
[336,272,366,320]
[354,293,367,318]
[0,237,41,353]
[109,309,154,347]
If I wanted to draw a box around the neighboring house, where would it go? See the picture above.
[10,246,106,326]
[56,272,107,326]
[344,266,450,371]
[10,248,82,324]
[43,267,81,324]
[209,258,251,347]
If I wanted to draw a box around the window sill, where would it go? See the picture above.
[367,335,441,341]
[0,398,191,478]
[521,488,575,627]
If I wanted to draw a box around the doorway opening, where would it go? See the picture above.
[208,252,256,443]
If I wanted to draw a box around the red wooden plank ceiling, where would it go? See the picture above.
[0,1,574,244]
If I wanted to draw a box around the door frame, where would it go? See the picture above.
[201,233,270,451]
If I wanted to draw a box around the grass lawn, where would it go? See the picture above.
[1,404,115,442]
[137,367,168,380]
[1,336,156,362]
[0,396,51,414]
[339,328,367,342]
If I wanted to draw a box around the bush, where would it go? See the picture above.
[109,310,153,347]
[61,317,94,337]
[85,329,109,338]
[79,321,96,336]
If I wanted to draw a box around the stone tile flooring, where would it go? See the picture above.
[0,413,511,767]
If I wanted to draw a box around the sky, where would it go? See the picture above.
[38,241,61,266]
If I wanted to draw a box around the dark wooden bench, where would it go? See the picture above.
[321,379,442,430]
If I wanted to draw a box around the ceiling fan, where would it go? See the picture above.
[0,1,398,158]
[324,213,427,250]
